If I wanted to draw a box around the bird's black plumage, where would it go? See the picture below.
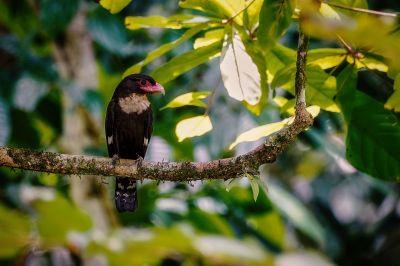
[105,74,164,212]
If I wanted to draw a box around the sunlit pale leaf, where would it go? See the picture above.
[257,0,294,49]
[99,0,131,14]
[220,30,261,105]
[152,41,222,84]
[175,115,212,142]
[125,14,210,30]
[124,24,208,77]
[161,92,211,110]
[266,182,326,246]
[194,29,224,49]
[336,66,400,181]
[385,74,400,112]
[229,106,320,149]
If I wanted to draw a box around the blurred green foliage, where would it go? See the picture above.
[0,0,400,266]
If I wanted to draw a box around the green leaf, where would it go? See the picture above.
[265,44,296,82]
[265,183,326,246]
[248,211,285,249]
[188,210,233,236]
[307,48,346,69]
[99,0,132,14]
[0,205,30,258]
[220,29,261,105]
[34,194,92,247]
[273,65,340,112]
[125,14,208,30]
[175,115,213,142]
[246,173,260,202]
[152,41,222,84]
[336,66,400,181]
[124,24,208,77]
[385,73,400,112]
[257,0,294,49]
[161,91,211,110]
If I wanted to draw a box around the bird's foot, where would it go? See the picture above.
[136,156,144,168]
[112,154,120,166]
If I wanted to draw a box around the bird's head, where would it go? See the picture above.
[117,74,165,97]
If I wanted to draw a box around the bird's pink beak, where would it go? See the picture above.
[142,82,165,95]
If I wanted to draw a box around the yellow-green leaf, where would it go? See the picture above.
[175,115,212,142]
[229,120,288,150]
[308,48,346,69]
[319,3,340,20]
[229,106,320,149]
[194,29,224,49]
[99,0,131,14]
[385,73,400,112]
[161,91,211,110]
[125,14,206,30]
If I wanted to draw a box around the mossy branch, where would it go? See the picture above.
[0,29,312,181]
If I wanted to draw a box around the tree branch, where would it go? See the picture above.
[0,28,313,181]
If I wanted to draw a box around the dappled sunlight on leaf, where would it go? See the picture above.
[176,115,213,142]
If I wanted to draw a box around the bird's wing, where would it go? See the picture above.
[142,107,153,157]
[105,99,117,157]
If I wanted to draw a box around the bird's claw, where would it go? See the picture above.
[112,154,120,166]
[136,156,144,168]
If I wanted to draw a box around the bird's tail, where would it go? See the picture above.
[115,177,137,212]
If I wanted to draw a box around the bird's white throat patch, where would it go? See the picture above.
[118,93,150,114]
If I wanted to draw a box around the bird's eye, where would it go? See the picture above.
[140,80,147,86]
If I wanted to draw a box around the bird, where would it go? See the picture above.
[105,74,164,212]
